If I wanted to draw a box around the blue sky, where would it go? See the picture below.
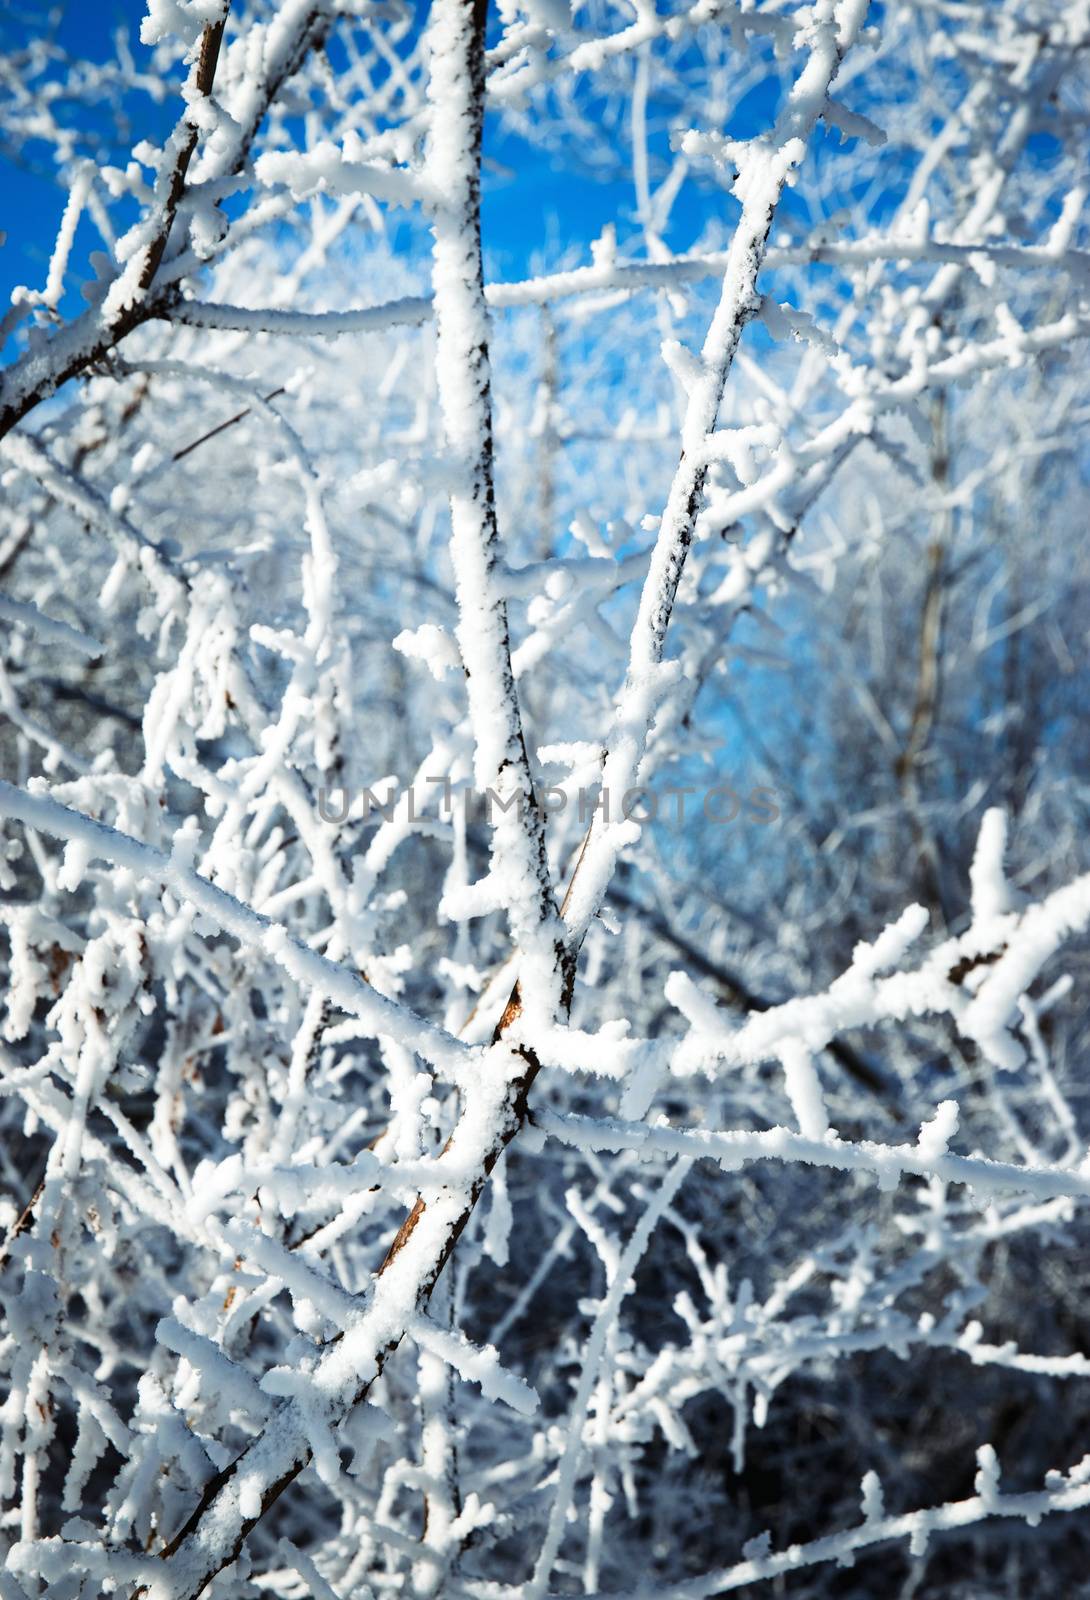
[0,1,597,313]
[1,0,746,329]
[1,2,146,309]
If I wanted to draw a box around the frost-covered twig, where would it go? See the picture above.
[425,0,567,1012]
[526,1455,1090,1598]
[0,778,469,1078]
[561,0,872,943]
[0,0,333,438]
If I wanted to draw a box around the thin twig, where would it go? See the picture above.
[172,387,286,463]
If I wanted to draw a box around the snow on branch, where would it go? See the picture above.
[425,0,567,1017]
[0,777,470,1078]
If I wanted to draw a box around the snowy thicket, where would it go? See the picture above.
[0,0,1089,1594]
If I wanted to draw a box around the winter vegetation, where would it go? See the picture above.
[0,0,1089,1594]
